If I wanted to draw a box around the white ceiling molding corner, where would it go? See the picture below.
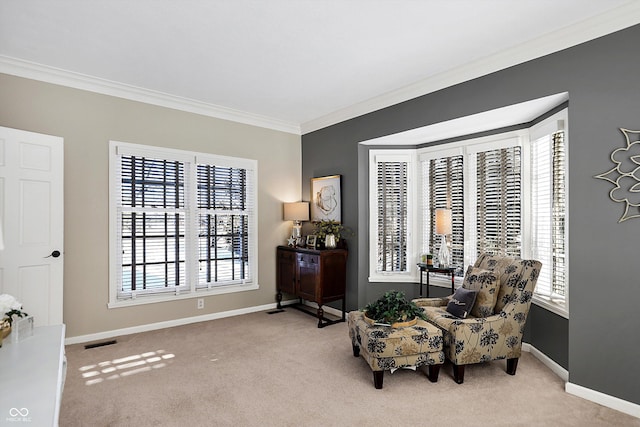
[0,55,301,135]
[301,1,640,135]
[358,92,569,147]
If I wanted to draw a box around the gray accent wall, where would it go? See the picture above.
[302,24,640,405]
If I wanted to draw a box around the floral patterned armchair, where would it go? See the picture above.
[413,254,541,384]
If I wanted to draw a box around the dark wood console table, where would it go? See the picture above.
[417,263,456,297]
[276,245,348,328]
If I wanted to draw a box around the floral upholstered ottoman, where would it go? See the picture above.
[347,311,444,389]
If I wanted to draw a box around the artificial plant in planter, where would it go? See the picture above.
[312,220,352,249]
[363,290,426,327]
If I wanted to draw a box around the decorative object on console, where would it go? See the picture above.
[283,202,309,246]
[313,220,349,249]
[305,234,317,249]
[435,208,452,267]
[311,175,341,222]
[594,128,640,222]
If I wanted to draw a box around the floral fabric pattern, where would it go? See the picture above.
[413,254,541,368]
[347,311,444,372]
[461,266,499,318]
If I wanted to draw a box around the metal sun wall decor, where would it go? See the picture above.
[594,128,640,222]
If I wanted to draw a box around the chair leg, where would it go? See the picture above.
[507,357,519,375]
[453,364,465,384]
[427,364,440,383]
[352,344,360,357]
[373,370,384,389]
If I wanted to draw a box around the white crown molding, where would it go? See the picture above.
[0,55,301,135]
[301,1,640,134]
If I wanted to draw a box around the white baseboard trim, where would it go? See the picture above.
[523,342,639,419]
[522,342,569,382]
[64,299,298,345]
[565,382,640,419]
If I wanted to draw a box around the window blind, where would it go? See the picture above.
[197,164,252,287]
[475,146,522,257]
[119,156,187,296]
[422,155,464,273]
[377,161,408,272]
[111,141,258,304]
[532,131,566,301]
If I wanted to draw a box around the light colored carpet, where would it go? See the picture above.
[60,309,639,426]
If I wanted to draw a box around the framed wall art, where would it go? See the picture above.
[311,175,341,222]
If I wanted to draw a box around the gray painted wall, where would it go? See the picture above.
[302,24,640,405]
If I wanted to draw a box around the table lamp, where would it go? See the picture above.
[284,202,309,245]
[435,208,452,268]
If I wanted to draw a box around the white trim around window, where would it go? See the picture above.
[108,141,259,308]
[368,149,418,282]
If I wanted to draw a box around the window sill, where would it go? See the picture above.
[368,273,416,283]
[108,283,259,309]
[532,295,568,319]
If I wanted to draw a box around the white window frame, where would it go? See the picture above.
[108,141,259,308]
[523,109,569,318]
[368,149,418,282]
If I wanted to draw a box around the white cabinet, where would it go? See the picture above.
[0,325,66,426]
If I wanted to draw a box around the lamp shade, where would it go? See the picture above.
[283,202,309,221]
[435,208,452,235]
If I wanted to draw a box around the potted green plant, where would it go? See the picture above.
[312,220,352,249]
[363,290,426,327]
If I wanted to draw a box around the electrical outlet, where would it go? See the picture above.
[197,298,204,309]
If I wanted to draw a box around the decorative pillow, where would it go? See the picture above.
[462,266,500,317]
[446,287,477,318]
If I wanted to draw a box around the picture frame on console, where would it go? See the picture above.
[306,235,317,249]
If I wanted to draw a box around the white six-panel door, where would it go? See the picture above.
[0,126,64,327]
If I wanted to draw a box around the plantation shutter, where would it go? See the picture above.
[531,130,566,301]
[475,146,522,257]
[377,161,408,272]
[421,155,464,273]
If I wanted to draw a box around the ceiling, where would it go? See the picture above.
[1,1,639,135]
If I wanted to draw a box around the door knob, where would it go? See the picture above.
[46,250,61,258]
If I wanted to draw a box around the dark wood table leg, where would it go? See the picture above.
[451,270,455,293]
[276,290,282,309]
[316,306,324,328]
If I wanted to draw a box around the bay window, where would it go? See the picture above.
[370,109,568,316]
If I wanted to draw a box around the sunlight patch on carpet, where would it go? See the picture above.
[79,349,175,385]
